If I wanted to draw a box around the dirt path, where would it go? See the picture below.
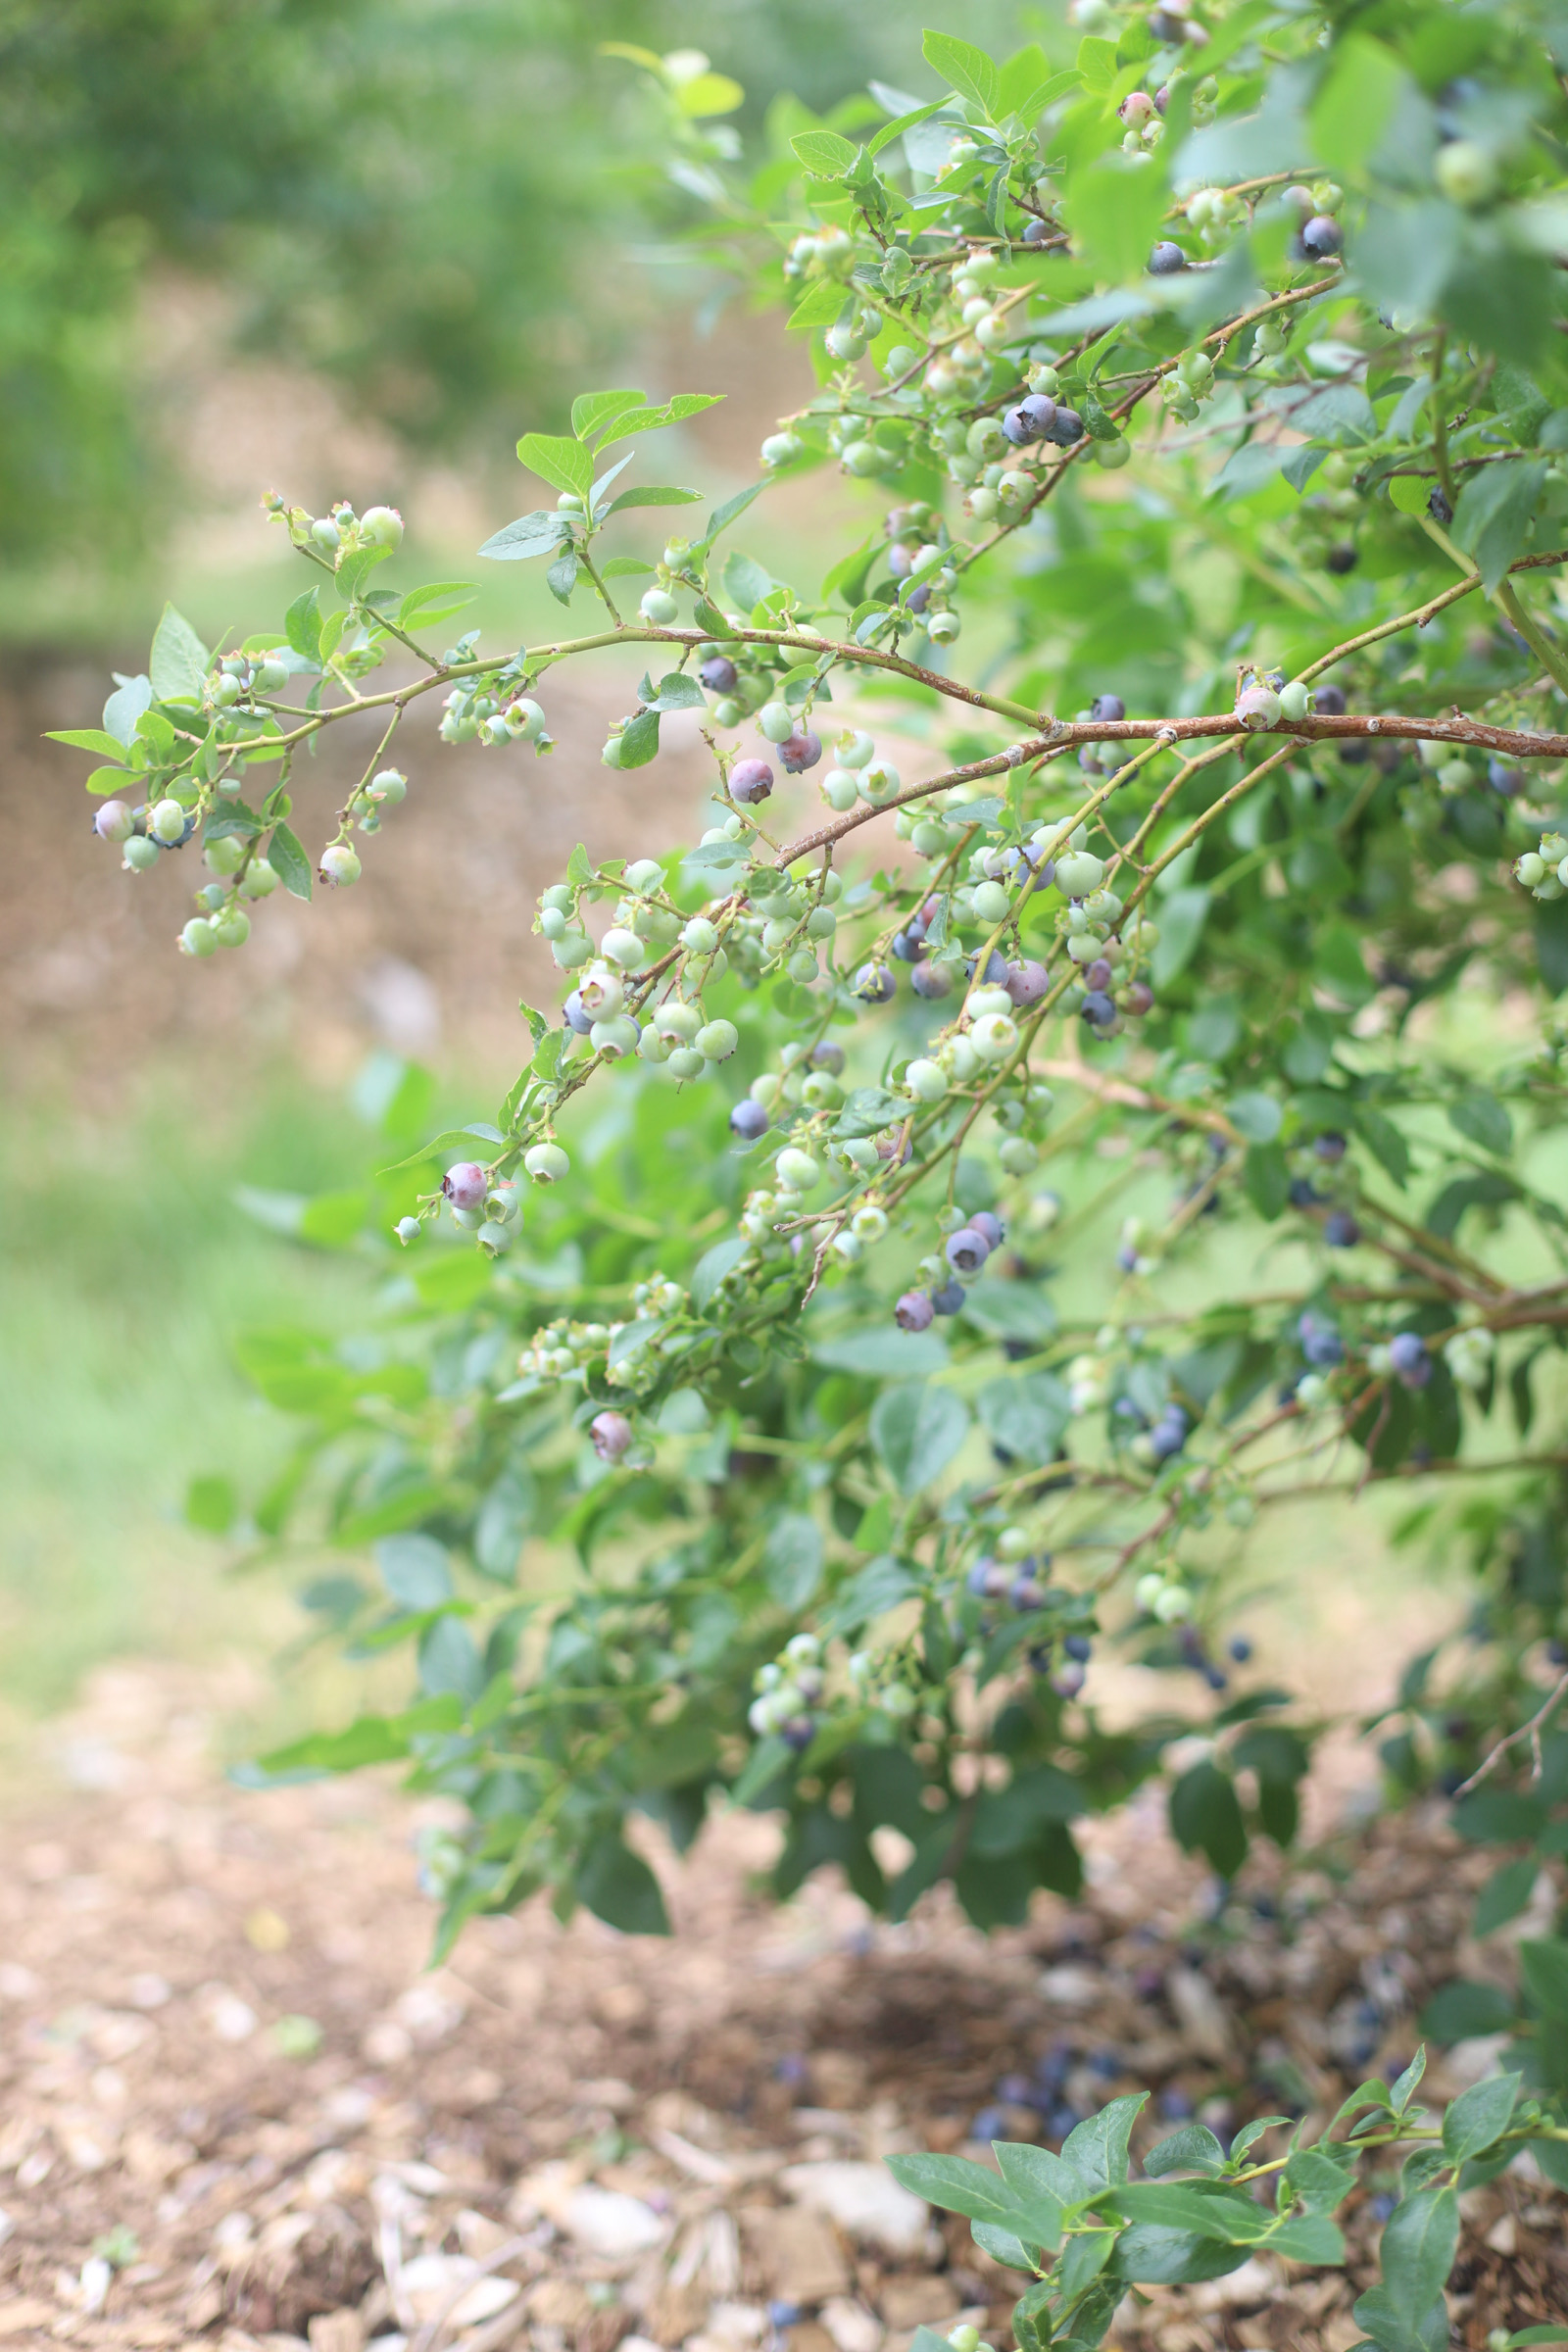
[0,1664,1562,2352]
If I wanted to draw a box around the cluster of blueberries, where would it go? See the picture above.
[896,1208,1006,1329]
[1115,1395,1191,1463]
[1001,390,1085,450]
[1175,1626,1254,1693]
[968,2041,1123,2148]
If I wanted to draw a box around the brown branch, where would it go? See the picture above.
[1454,1667,1568,1795]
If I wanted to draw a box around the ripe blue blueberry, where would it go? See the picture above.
[946,1226,990,1275]
[730,1099,769,1141]
[967,948,1009,985]
[1020,394,1058,437]
[1081,990,1115,1027]
[1149,241,1187,273]
[1324,1210,1360,1248]
[1314,1131,1347,1161]
[1045,407,1084,446]
[853,962,897,1003]
[930,1280,965,1315]
[444,1161,489,1211]
[1005,959,1050,1006]
[1063,1633,1092,1662]
[810,1042,845,1072]
[1023,218,1051,245]
[1091,693,1125,721]
[1009,1575,1044,1611]
[970,1211,1004,1249]
[911,959,952,1000]
[896,1291,935,1332]
[1488,758,1524,797]
[1299,214,1343,257]
[1389,1331,1431,1388]
[1229,1636,1252,1663]
[780,729,822,774]
[1312,684,1347,715]
[730,758,774,805]
[700,656,739,693]
[564,991,594,1034]
[1298,1311,1343,1367]
[1002,406,1041,447]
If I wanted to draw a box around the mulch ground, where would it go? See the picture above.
[0,1665,1562,2352]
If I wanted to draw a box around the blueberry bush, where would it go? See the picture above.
[45,2,1568,2335]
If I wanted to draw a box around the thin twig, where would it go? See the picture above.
[1454,1667,1568,1795]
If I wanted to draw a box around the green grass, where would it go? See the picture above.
[0,1058,385,1749]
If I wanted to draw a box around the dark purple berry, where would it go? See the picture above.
[1085,956,1113,991]
[853,961,897,1003]
[896,1291,936,1333]
[1300,215,1343,259]
[967,948,1010,985]
[730,757,774,805]
[910,959,952,999]
[1020,394,1058,436]
[1325,543,1357,574]
[887,543,913,578]
[892,928,923,961]
[1389,1331,1430,1387]
[809,1040,845,1072]
[906,582,932,614]
[1324,1210,1360,1248]
[1081,990,1115,1027]
[1006,958,1050,1005]
[1428,486,1453,525]
[1023,218,1052,246]
[780,1716,815,1752]
[1046,407,1084,446]
[970,1210,1004,1249]
[971,2104,1008,2143]
[1124,981,1153,1016]
[1229,1636,1252,1663]
[1149,241,1187,275]
[564,990,594,1034]
[769,2304,805,2331]
[1009,1576,1045,1612]
[590,1409,633,1460]
[1298,1311,1343,1367]
[930,1280,965,1315]
[443,1160,488,1211]
[946,1226,991,1275]
[1313,1130,1347,1160]
[1063,1633,1092,1662]
[1312,684,1347,715]
[700,656,738,693]
[1003,405,1040,447]
[1091,693,1125,722]
[780,729,822,774]
[730,1098,769,1141]
[1488,758,1524,797]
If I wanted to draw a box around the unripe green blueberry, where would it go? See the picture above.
[666,1044,705,1078]
[965,417,1006,462]
[487,1181,523,1222]
[821,768,859,811]
[969,984,1013,1020]
[203,834,247,876]
[824,321,867,362]
[1054,849,1104,897]
[552,933,592,969]
[639,1027,670,1063]
[578,965,624,1018]
[253,656,288,692]
[1517,852,1548,887]
[196,882,226,913]
[395,1215,422,1247]
[210,905,251,948]
[713,698,745,727]
[786,946,819,982]
[860,760,901,804]
[972,879,1010,923]
[801,1070,842,1109]
[970,1011,1018,1063]
[591,1014,640,1057]
[842,440,890,477]
[696,1017,738,1060]
[1278,679,1311,722]
[758,700,796,743]
[1093,438,1131,468]
[831,1229,863,1264]
[760,431,805,467]
[540,906,567,939]
[368,767,408,804]
[681,916,719,955]
[311,516,341,552]
[1436,141,1496,207]
[150,798,187,845]
[1152,1584,1194,1624]
[968,489,999,522]
[212,672,243,709]
[319,843,362,887]
[238,857,279,898]
[359,504,404,548]
[625,858,663,894]
[524,1141,570,1184]
[999,1136,1040,1175]
[776,1147,822,1192]
[451,1203,484,1229]
[853,1204,888,1243]
[640,587,679,624]
[927,611,961,645]
[906,1057,949,1102]
[659,1000,703,1043]
[805,906,836,942]
[601,926,647,970]
[179,915,219,957]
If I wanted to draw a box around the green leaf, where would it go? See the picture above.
[396,580,476,629]
[867,99,949,159]
[959,1286,1057,1346]
[184,1473,236,1535]
[884,2151,1044,2233]
[1442,2072,1519,2163]
[1063,2093,1149,2192]
[606,485,705,514]
[1169,1761,1248,1878]
[594,392,724,453]
[1473,1855,1538,1937]
[103,673,152,745]
[977,1371,1070,1463]
[642,670,708,712]
[474,1467,533,1581]
[376,1534,453,1611]
[1420,1977,1515,2041]
[723,549,779,611]
[418,1613,484,1702]
[571,387,649,441]
[1451,459,1546,595]
[789,278,852,333]
[267,821,312,901]
[990,2142,1083,2251]
[1228,1092,1284,1145]
[1069,153,1171,283]
[762,1512,824,1609]
[46,727,135,760]
[1448,1092,1512,1156]
[478,510,572,561]
[1152,887,1210,987]
[1143,2125,1226,2178]
[1244,1144,1290,1221]
[285,586,324,661]
[1520,1936,1568,2020]
[792,128,860,176]
[691,1235,749,1312]
[1357,2185,1457,2352]
[699,480,767,552]
[149,603,210,702]
[811,1327,949,1376]
[869,1383,971,1494]
[1104,2182,1270,2241]
[922,28,999,115]
[546,551,579,606]
[1354,1102,1410,1187]
[1264,2214,1347,2264]
[576,1828,670,1935]
[1308,35,1407,178]
[1110,2228,1250,2285]
[516,433,593,502]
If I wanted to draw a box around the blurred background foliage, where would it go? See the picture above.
[0,0,1031,582]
